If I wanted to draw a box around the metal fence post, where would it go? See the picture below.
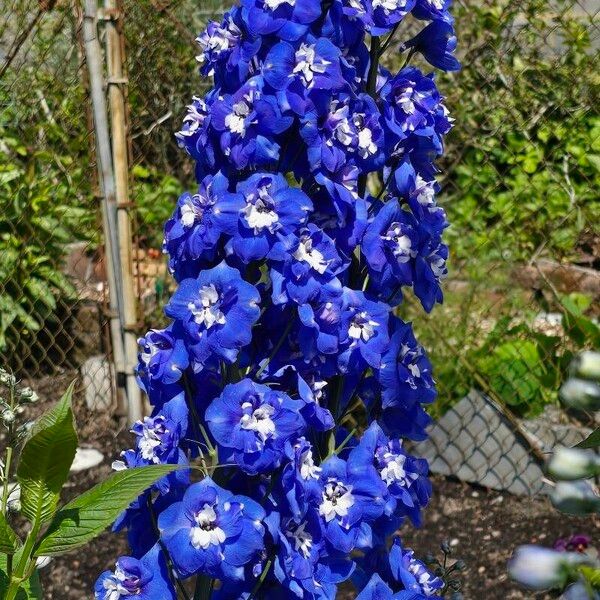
[82,0,134,421]
[104,0,143,422]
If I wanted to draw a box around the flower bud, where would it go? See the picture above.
[547,447,600,481]
[0,369,16,386]
[2,409,15,424]
[559,378,600,411]
[18,386,39,403]
[551,481,600,516]
[508,545,591,590]
[571,351,600,381]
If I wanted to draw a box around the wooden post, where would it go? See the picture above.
[104,0,143,422]
[82,0,128,418]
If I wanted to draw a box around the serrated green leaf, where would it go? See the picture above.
[17,382,78,525]
[0,511,20,553]
[34,465,181,556]
[576,427,600,450]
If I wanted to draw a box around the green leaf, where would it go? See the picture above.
[17,382,78,525]
[576,427,600,450]
[0,555,42,599]
[34,465,181,556]
[0,511,20,553]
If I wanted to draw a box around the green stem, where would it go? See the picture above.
[5,523,40,600]
[255,316,294,379]
[2,444,14,514]
[248,558,273,600]
[194,574,215,600]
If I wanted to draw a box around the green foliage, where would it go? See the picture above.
[440,0,600,263]
[0,103,97,358]
[16,382,78,525]
[0,375,180,600]
[35,464,182,556]
[132,164,184,249]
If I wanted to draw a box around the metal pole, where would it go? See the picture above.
[82,0,127,415]
[104,0,143,422]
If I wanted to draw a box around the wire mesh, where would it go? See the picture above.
[0,1,117,413]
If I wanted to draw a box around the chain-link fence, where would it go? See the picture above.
[0,0,598,495]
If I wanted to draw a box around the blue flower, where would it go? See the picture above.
[356,573,398,600]
[412,0,453,23]
[158,477,266,580]
[211,76,294,170]
[269,510,345,599]
[165,261,260,363]
[389,539,444,597]
[376,318,435,440]
[264,37,347,115]
[401,21,460,72]
[353,422,431,525]
[205,379,306,474]
[115,395,190,495]
[368,0,416,36]
[338,288,390,372]
[241,0,322,41]
[362,199,448,311]
[227,173,313,263]
[270,224,345,305]
[298,372,336,431]
[163,172,244,279]
[94,544,175,600]
[196,8,261,90]
[175,91,218,179]
[282,437,324,520]
[302,93,385,175]
[381,68,448,147]
[309,453,387,553]
[136,325,189,393]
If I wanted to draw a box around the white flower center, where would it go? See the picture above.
[180,200,197,227]
[380,453,409,485]
[384,224,416,261]
[348,311,378,342]
[429,0,444,9]
[243,186,279,232]
[291,522,313,558]
[357,126,376,158]
[137,420,166,463]
[319,481,355,522]
[415,175,435,206]
[188,284,226,329]
[334,118,355,147]
[102,575,129,600]
[264,0,295,9]
[372,0,407,14]
[140,342,159,366]
[240,402,276,442]
[190,504,227,549]
[294,44,331,87]
[293,238,328,274]
[225,100,251,136]
[300,449,322,480]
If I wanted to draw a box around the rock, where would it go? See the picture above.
[70,447,104,472]
[80,355,115,412]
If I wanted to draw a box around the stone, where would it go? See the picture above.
[80,354,115,412]
[70,447,104,472]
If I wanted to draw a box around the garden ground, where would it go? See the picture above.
[25,371,598,600]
